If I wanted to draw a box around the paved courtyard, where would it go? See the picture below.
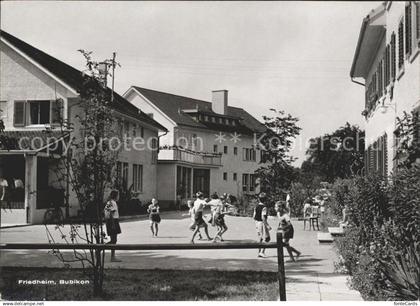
[0,211,362,301]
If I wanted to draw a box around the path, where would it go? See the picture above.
[0,211,362,301]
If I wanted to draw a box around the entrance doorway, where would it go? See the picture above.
[193,168,210,197]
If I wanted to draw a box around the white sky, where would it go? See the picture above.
[0,1,377,165]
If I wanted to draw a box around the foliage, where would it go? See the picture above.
[255,109,301,203]
[303,123,365,182]
[288,182,308,218]
[395,110,420,168]
[332,167,420,300]
[44,50,121,296]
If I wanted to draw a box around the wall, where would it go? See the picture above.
[124,89,175,147]
[175,125,261,198]
[156,163,176,208]
[364,2,420,176]
[0,40,75,129]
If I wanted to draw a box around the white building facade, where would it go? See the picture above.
[0,31,167,224]
[350,1,420,176]
[124,87,266,208]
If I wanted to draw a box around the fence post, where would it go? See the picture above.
[276,229,286,301]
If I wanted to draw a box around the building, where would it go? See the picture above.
[350,1,420,176]
[0,31,167,224]
[123,87,266,207]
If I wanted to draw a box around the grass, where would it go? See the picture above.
[0,267,279,301]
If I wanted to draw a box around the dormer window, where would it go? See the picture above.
[204,115,209,121]
[211,117,216,123]
[225,118,229,124]
[232,120,236,126]
[219,118,223,124]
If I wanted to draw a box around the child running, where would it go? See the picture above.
[208,193,233,242]
[147,198,161,237]
[184,200,203,240]
[191,191,212,243]
[275,200,301,262]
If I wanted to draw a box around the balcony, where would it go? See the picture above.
[159,146,222,167]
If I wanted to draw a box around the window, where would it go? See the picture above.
[223,146,228,154]
[365,134,388,177]
[151,138,158,164]
[140,126,144,138]
[132,124,137,137]
[122,162,128,189]
[249,174,256,192]
[243,148,256,161]
[204,116,209,121]
[132,164,143,192]
[213,144,218,153]
[123,121,130,137]
[0,101,7,119]
[260,150,270,163]
[223,172,227,181]
[233,147,238,155]
[391,32,396,80]
[232,120,236,126]
[219,118,223,124]
[28,101,50,124]
[406,2,412,57]
[233,173,237,181]
[211,117,216,123]
[398,19,405,70]
[242,174,249,192]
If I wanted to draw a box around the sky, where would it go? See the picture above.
[0,1,378,166]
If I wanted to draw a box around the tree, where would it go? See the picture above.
[44,50,122,296]
[303,122,365,182]
[255,109,301,205]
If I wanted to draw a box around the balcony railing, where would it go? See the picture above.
[159,147,222,167]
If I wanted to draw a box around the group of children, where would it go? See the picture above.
[103,190,301,262]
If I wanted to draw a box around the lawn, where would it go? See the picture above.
[0,267,279,301]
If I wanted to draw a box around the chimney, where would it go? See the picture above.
[212,90,228,115]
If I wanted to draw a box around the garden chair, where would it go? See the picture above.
[310,205,320,231]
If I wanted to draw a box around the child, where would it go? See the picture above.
[253,192,271,258]
[191,191,212,243]
[275,201,301,262]
[184,200,203,240]
[147,198,161,237]
[208,193,233,242]
[104,190,122,262]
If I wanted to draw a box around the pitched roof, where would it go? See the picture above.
[132,86,266,134]
[0,30,167,132]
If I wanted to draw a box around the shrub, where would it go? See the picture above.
[333,167,420,301]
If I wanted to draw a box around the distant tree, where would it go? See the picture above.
[303,123,365,182]
[255,109,301,204]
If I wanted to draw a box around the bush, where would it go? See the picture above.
[332,167,420,301]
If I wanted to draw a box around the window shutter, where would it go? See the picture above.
[13,101,26,127]
[51,99,63,124]
[405,3,412,56]
[398,20,404,69]
[385,46,390,86]
[391,33,396,80]
[383,133,388,177]
[416,2,420,41]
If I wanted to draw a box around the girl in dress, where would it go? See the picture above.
[275,201,301,262]
[184,200,203,240]
[104,190,122,262]
[147,198,161,237]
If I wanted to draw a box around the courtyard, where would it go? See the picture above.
[0,211,362,301]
